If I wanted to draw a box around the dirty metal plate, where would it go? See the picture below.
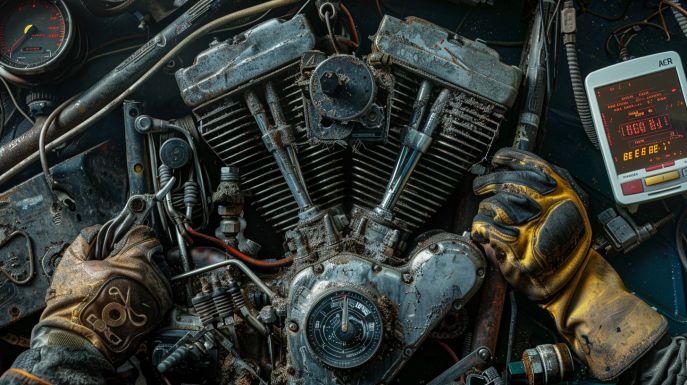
[0,140,128,328]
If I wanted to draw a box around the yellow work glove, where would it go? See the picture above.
[37,225,173,365]
[471,148,667,381]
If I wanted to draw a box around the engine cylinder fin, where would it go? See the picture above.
[196,67,346,234]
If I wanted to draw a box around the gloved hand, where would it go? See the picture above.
[471,148,667,381]
[36,224,173,365]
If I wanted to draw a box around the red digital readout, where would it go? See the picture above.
[21,47,41,51]
[620,114,671,138]
[595,68,687,174]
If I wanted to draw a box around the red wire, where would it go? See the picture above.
[434,339,460,363]
[375,0,384,18]
[186,227,295,268]
[340,4,359,48]
[89,34,147,56]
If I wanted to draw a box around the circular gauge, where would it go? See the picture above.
[305,288,383,369]
[0,0,86,85]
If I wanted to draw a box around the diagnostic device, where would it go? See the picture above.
[586,51,687,211]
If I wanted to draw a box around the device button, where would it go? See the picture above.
[621,180,644,195]
[664,161,676,167]
[646,165,663,171]
[645,171,681,186]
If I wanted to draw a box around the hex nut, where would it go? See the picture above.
[220,220,241,234]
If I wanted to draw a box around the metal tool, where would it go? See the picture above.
[89,176,175,260]
[427,346,492,385]
[156,328,215,373]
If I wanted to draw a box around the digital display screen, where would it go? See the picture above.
[594,68,687,174]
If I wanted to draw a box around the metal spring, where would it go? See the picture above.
[671,1,687,38]
[565,41,598,148]
[351,71,505,230]
[183,181,199,207]
[194,68,346,234]
[158,164,173,189]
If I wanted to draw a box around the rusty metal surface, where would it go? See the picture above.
[372,15,522,108]
[176,14,317,107]
[0,139,127,328]
[0,0,234,177]
[469,251,508,370]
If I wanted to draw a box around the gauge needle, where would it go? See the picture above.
[341,295,348,333]
[9,25,35,58]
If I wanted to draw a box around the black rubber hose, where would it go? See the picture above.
[675,204,687,272]
[564,36,599,148]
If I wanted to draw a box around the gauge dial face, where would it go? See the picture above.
[305,289,383,369]
[0,0,71,71]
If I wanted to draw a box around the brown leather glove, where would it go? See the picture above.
[37,225,173,365]
[471,148,667,381]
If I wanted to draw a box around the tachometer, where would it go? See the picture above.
[0,0,87,85]
[305,289,383,369]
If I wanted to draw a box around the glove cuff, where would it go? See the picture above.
[543,249,668,380]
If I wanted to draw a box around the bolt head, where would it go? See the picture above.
[453,301,463,311]
[288,321,299,332]
[403,347,414,357]
[429,244,439,253]
[478,348,491,361]
[477,267,485,277]
[313,264,324,274]
[219,219,241,234]
[372,265,382,273]
[135,116,152,132]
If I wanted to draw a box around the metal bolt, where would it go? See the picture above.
[429,244,439,253]
[372,265,382,273]
[129,197,146,213]
[313,264,324,274]
[477,267,485,277]
[403,347,414,357]
[134,163,144,173]
[288,321,299,332]
[135,116,152,132]
[453,301,463,311]
[478,348,491,361]
[402,273,413,284]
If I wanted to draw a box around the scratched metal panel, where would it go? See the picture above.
[0,140,127,328]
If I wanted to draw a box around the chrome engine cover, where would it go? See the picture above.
[285,233,486,384]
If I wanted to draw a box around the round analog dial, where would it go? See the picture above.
[0,0,71,71]
[305,289,383,369]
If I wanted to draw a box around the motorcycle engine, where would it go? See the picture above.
[167,9,521,385]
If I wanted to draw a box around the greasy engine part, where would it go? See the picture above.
[214,167,246,249]
[427,347,492,385]
[0,140,127,328]
[179,15,346,234]
[286,233,486,384]
[508,343,574,385]
[300,51,394,145]
[0,0,236,178]
[350,16,521,232]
